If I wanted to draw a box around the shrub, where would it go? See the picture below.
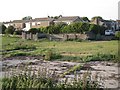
[115,31,120,39]
[13,30,23,35]
[5,26,15,34]
[29,28,39,34]
[43,49,62,61]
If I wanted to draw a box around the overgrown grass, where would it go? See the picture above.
[2,66,99,90]
[2,36,118,62]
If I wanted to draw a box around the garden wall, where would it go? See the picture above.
[22,32,115,41]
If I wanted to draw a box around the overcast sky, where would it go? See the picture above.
[0,0,119,22]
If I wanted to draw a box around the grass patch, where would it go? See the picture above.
[84,53,117,62]
[61,64,82,77]
[2,36,118,62]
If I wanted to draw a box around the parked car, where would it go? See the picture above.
[105,30,115,36]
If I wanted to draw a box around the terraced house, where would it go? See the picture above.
[3,16,84,31]
[53,16,84,25]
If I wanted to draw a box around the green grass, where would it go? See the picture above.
[61,64,82,77]
[1,35,118,61]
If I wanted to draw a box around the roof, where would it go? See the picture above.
[13,20,31,23]
[3,16,83,24]
[13,20,24,23]
[4,20,30,24]
[32,17,54,22]
[54,16,82,22]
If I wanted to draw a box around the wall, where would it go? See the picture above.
[22,32,115,41]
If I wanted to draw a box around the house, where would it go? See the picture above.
[53,16,84,25]
[2,16,88,31]
[4,20,27,31]
[31,17,54,28]
[3,17,54,31]
[4,21,14,28]
[91,18,118,31]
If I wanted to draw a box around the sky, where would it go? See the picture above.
[0,0,119,22]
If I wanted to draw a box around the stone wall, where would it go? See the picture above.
[49,34,89,41]
[22,32,115,41]
[22,32,38,41]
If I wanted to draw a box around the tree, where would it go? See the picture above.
[91,16,103,21]
[22,16,32,20]
[82,17,90,22]
[29,28,39,34]
[5,26,15,34]
[54,22,67,34]
[1,24,6,34]
[89,24,100,34]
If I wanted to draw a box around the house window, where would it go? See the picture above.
[37,22,41,25]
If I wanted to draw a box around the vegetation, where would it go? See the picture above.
[91,16,103,21]
[1,34,118,89]
[61,64,82,77]
[1,36,118,62]
[1,24,6,34]
[29,28,39,34]
[115,31,120,39]
[22,16,32,20]
[5,26,15,34]
[2,66,99,89]
[81,17,90,22]
[18,20,105,35]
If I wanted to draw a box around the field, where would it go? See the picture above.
[2,35,118,59]
[1,35,119,89]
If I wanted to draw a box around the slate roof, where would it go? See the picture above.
[3,16,83,24]
[32,17,54,22]
[54,16,82,22]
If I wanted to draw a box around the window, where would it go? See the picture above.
[37,22,41,25]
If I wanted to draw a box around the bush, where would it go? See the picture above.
[29,28,39,34]
[115,31,120,39]
[44,50,62,61]
[13,30,23,35]
[5,26,15,34]
[44,50,53,61]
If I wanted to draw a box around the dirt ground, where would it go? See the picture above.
[1,58,120,89]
